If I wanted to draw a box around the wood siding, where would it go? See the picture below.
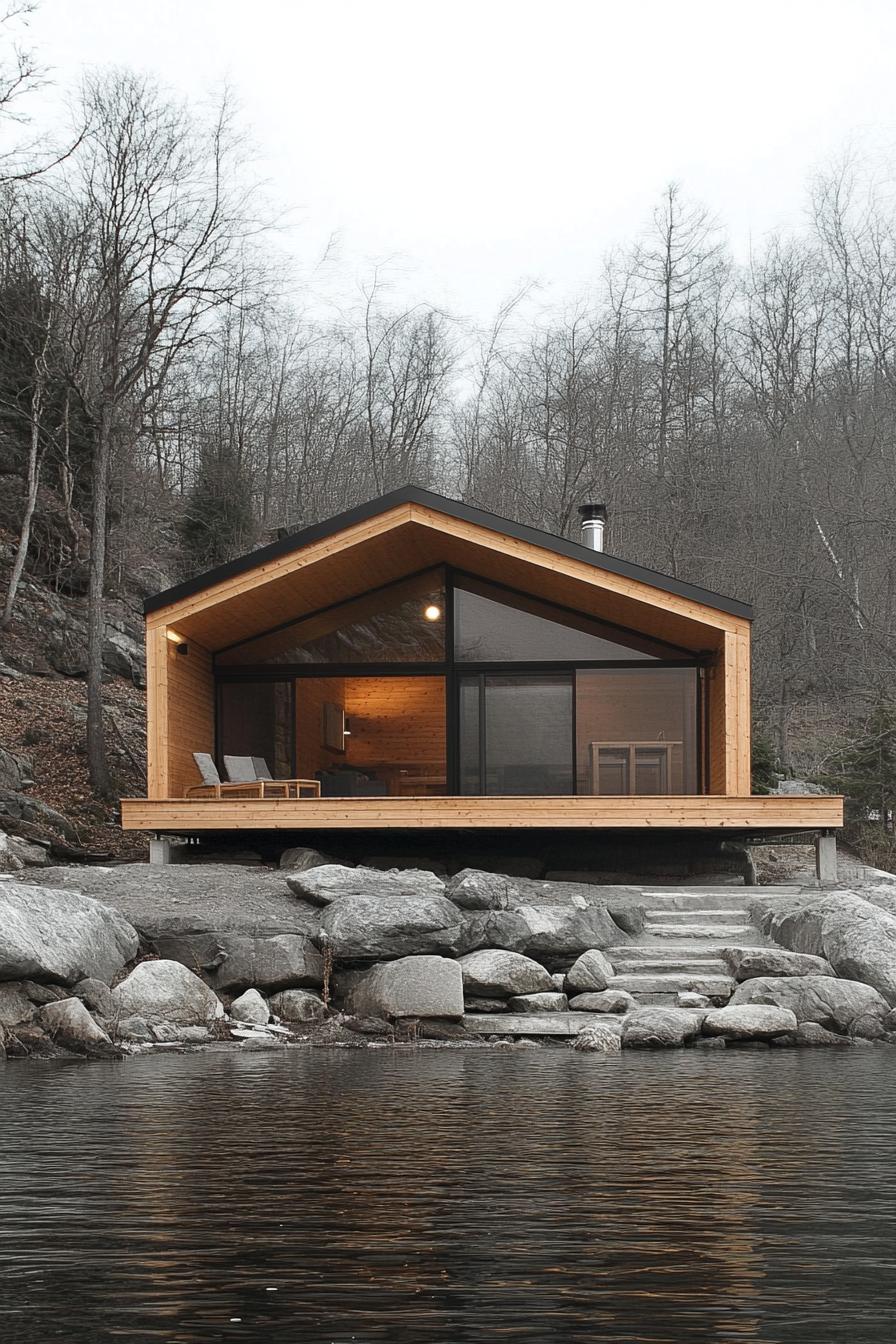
[141,500,757,810]
[153,637,214,799]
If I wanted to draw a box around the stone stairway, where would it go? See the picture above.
[605,887,787,1006]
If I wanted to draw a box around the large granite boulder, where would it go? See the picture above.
[287,864,445,908]
[753,891,896,1003]
[622,1007,700,1049]
[722,947,835,982]
[0,880,138,985]
[565,949,614,994]
[484,904,623,959]
[347,956,464,1020]
[445,869,518,911]
[230,988,270,1025]
[163,932,323,994]
[268,989,326,1023]
[319,891,466,960]
[703,1004,797,1040]
[39,998,116,1055]
[112,960,223,1027]
[730,974,890,1033]
[457,949,553,998]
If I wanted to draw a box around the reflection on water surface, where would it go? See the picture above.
[1,1048,895,1342]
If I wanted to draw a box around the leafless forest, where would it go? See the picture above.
[0,24,893,844]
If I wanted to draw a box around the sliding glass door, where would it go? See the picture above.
[458,674,574,795]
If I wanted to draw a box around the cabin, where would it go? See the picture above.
[121,487,842,875]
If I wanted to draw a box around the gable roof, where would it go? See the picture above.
[146,486,752,621]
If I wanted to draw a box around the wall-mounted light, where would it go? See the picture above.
[166,629,189,655]
[423,604,442,621]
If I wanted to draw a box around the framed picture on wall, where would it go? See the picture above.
[322,701,345,753]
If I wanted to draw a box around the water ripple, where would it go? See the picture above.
[1,1049,895,1342]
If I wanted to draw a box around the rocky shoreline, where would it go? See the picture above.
[3,853,896,1061]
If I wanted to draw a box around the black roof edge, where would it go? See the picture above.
[145,485,753,621]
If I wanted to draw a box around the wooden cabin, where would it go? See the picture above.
[121,487,842,872]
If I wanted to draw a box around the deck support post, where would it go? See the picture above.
[149,836,173,866]
[815,829,838,884]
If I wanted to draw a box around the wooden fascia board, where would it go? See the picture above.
[407,504,747,639]
[145,504,415,633]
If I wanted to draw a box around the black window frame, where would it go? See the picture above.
[212,564,709,794]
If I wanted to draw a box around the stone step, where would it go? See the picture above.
[645,908,748,924]
[608,944,747,962]
[609,972,734,996]
[463,1012,627,1037]
[610,957,729,975]
[644,923,756,939]
[641,892,754,911]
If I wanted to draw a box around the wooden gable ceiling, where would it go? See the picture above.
[149,501,747,653]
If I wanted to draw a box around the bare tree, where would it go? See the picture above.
[58,70,261,795]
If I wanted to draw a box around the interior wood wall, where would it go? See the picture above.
[295,675,345,780]
[344,676,446,772]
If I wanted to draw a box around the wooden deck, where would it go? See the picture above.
[121,793,843,834]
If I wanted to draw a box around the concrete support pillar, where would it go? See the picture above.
[149,836,173,866]
[815,829,838,884]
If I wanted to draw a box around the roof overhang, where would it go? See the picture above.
[146,488,752,653]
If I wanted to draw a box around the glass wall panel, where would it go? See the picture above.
[454,577,670,662]
[459,674,574,795]
[218,681,293,778]
[218,570,445,666]
[458,678,481,795]
[575,667,698,795]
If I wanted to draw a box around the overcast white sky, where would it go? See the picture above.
[21,0,896,323]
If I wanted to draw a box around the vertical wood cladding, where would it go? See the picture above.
[164,638,214,798]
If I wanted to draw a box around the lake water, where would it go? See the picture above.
[2,1047,896,1343]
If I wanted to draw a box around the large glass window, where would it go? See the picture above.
[217,571,446,667]
[218,680,294,778]
[575,667,698,795]
[453,577,675,662]
[459,674,574,795]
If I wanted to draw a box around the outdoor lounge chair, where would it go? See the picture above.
[222,755,321,798]
[185,753,268,798]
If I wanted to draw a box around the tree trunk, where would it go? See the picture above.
[0,370,45,629]
[86,401,113,797]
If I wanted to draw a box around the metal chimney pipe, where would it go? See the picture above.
[578,503,607,552]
